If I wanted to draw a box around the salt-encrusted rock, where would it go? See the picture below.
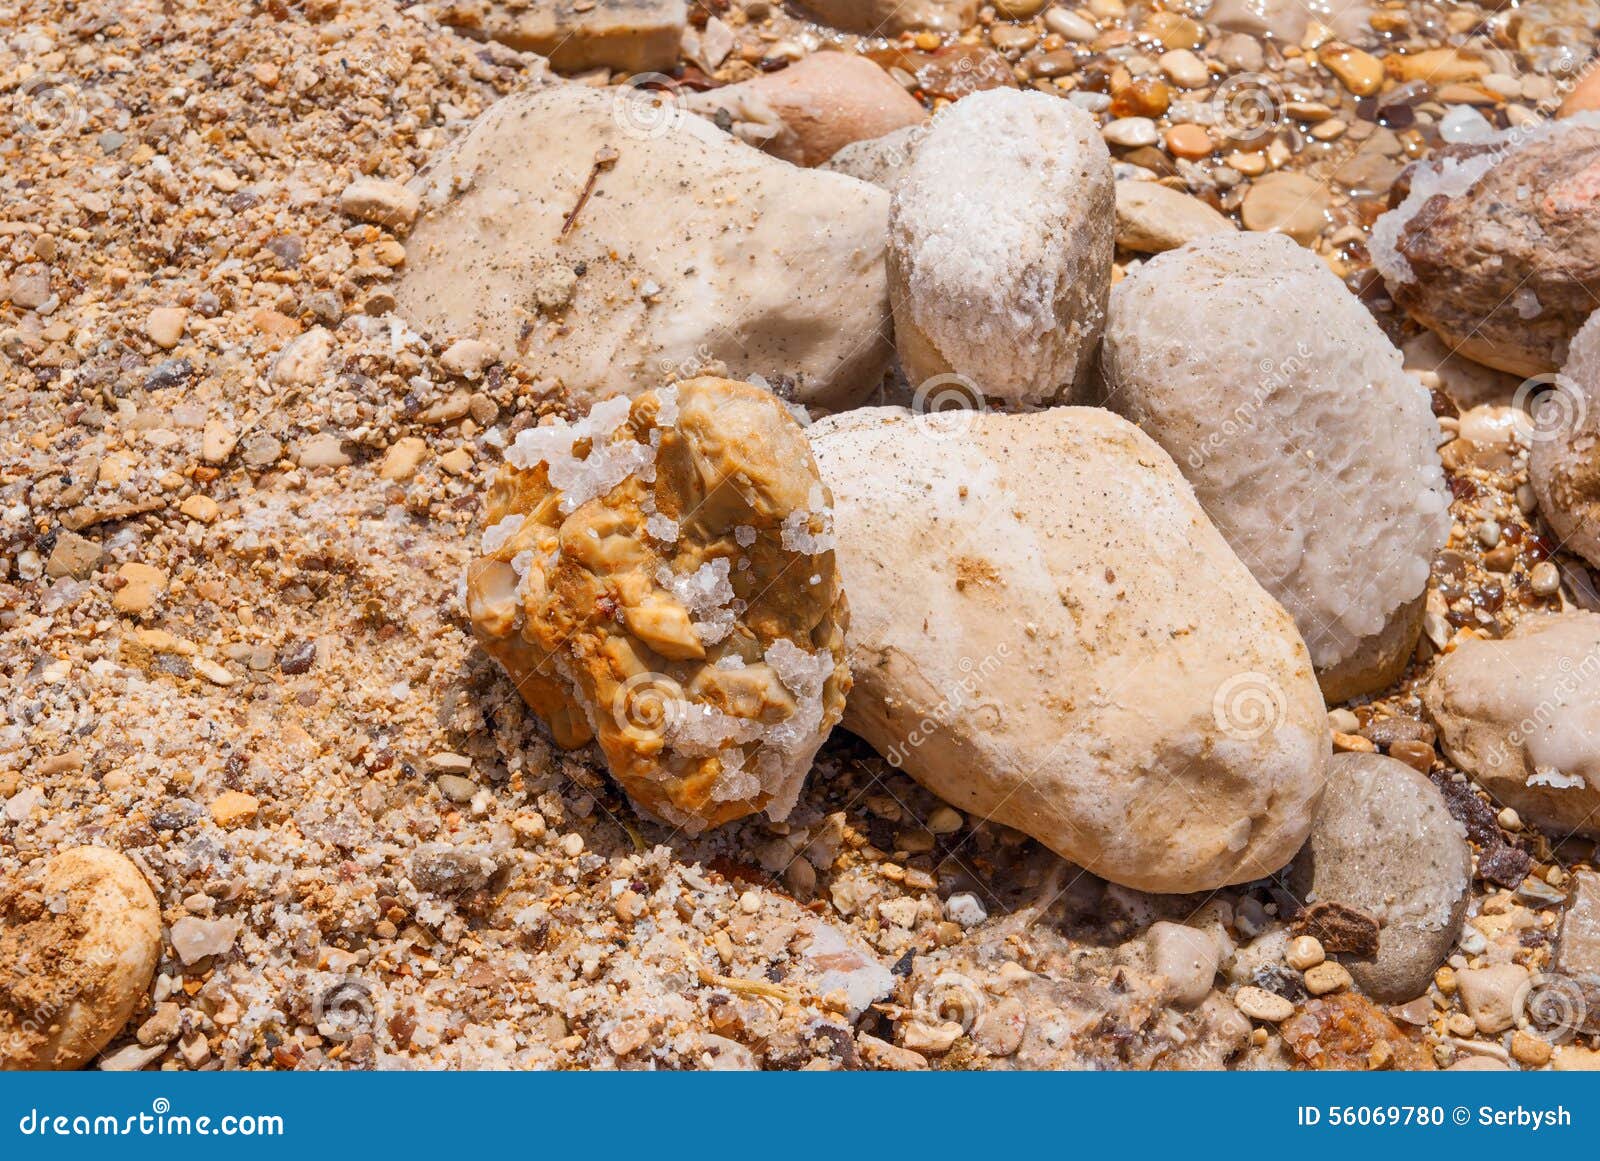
[1101,232,1450,701]
[1288,754,1470,1002]
[467,377,849,832]
[1371,116,1600,376]
[1423,612,1600,839]
[435,0,687,72]
[1114,181,1236,254]
[797,0,977,34]
[1530,311,1600,569]
[396,84,892,413]
[0,847,161,1070]
[888,89,1113,406]
[809,406,1328,893]
[684,53,926,168]
[820,124,924,189]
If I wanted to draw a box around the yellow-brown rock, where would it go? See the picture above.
[466,378,849,831]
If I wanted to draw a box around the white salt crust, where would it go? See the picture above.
[1102,232,1450,670]
[889,88,1112,405]
[1370,112,1600,287]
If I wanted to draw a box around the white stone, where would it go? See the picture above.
[397,84,891,413]
[889,89,1112,407]
[810,406,1328,893]
[1101,231,1449,699]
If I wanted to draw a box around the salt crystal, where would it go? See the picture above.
[480,513,525,555]
[655,386,680,427]
[1529,767,1586,790]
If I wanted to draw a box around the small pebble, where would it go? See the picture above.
[1103,117,1160,147]
[1511,1029,1553,1067]
[1388,739,1435,774]
[340,177,420,232]
[1044,8,1098,41]
[944,892,988,928]
[437,774,477,803]
[1286,934,1325,970]
[1165,124,1213,159]
[1159,49,1208,88]
[145,306,187,349]
[1241,171,1331,245]
[1319,43,1383,96]
[1531,561,1561,595]
[1235,985,1295,1022]
[209,790,260,828]
[1303,960,1352,995]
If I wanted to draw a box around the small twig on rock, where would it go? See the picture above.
[560,146,619,239]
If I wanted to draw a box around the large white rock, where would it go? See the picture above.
[395,83,893,413]
[1100,232,1450,701]
[888,89,1113,407]
[1423,612,1600,840]
[810,406,1329,893]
